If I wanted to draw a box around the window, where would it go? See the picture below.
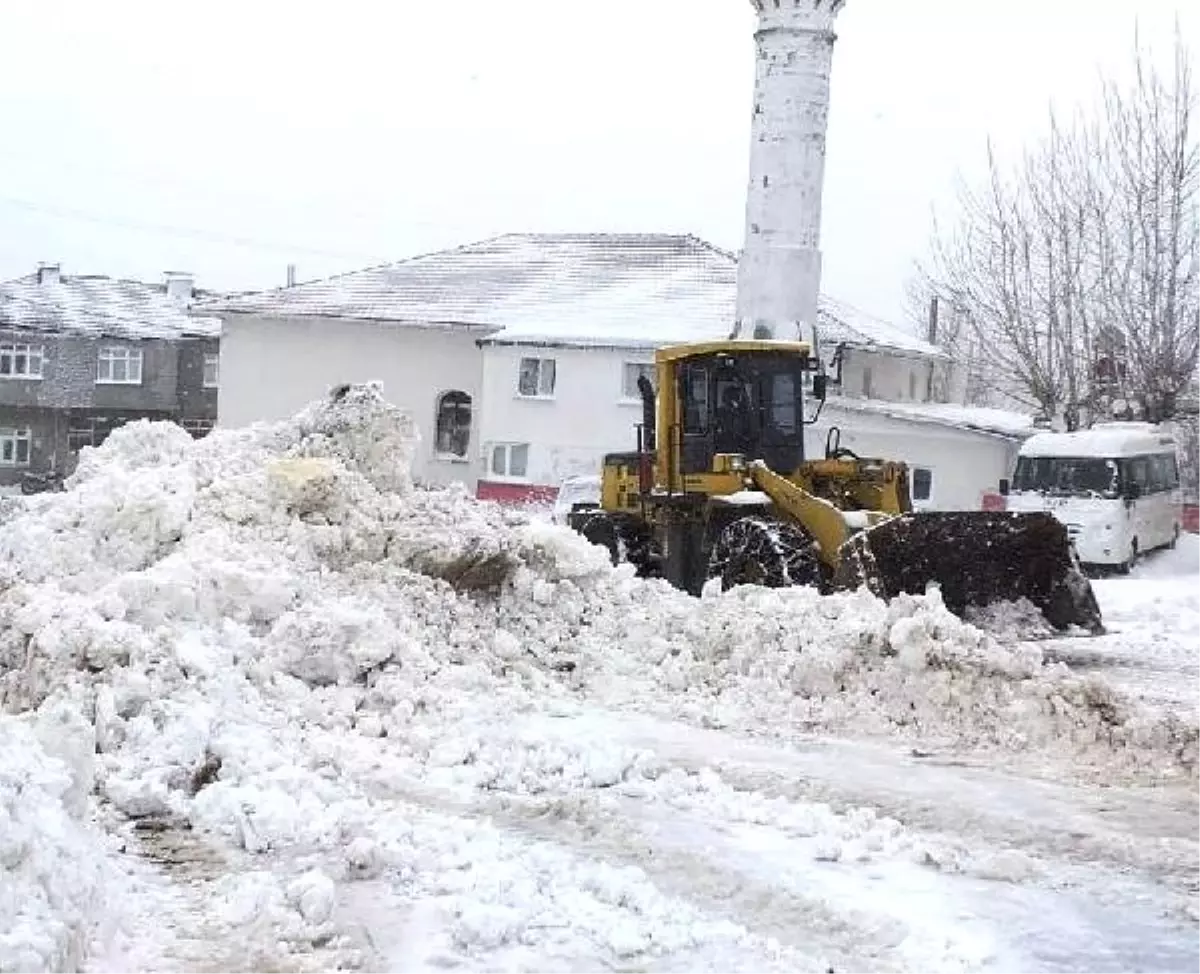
[0,428,32,466]
[622,362,655,400]
[97,346,143,385]
[767,372,798,436]
[68,415,139,452]
[517,357,556,397]
[1124,456,1151,493]
[180,418,215,439]
[1148,455,1168,493]
[908,371,917,401]
[434,390,472,458]
[490,443,529,479]
[861,366,873,398]
[1165,454,1180,489]
[680,364,709,434]
[1148,454,1180,493]
[0,342,44,379]
[68,417,102,453]
[911,466,933,502]
[1013,456,1120,497]
[202,353,219,389]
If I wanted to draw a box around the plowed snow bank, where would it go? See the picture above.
[0,711,114,972]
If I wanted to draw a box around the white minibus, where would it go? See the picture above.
[1000,423,1183,572]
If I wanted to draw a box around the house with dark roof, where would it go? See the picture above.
[0,265,221,487]
[197,233,1031,509]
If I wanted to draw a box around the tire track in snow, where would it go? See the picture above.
[355,739,1042,971]
[518,709,1199,891]
[88,824,374,973]
[361,773,913,973]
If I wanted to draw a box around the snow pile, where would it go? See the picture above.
[1,384,1196,968]
[964,598,1056,641]
[0,712,114,973]
[511,572,1195,774]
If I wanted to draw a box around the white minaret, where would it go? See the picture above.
[733,0,844,344]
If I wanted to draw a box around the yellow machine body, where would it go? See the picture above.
[569,339,1104,633]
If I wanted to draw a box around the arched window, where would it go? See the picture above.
[435,391,472,458]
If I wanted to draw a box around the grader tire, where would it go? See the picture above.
[707,517,822,592]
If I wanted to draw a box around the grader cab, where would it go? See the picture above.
[567,339,1103,633]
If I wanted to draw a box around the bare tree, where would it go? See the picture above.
[916,28,1198,430]
[922,132,1096,427]
[1091,28,1199,424]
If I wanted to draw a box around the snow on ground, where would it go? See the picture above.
[1039,535,1200,716]
[1,385,1197,973]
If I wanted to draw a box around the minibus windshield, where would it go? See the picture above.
[1012,456,1120,498]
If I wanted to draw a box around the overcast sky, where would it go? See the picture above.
[0,0,1193,329]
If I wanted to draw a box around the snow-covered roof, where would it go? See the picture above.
[195,233,944,358]
[0,272,222,341]
[829,397,1035,440]
[1020,423,1178,458]
[817,295,946,359]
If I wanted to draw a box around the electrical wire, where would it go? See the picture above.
[0,193,391,264]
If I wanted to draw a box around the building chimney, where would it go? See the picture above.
[286,264,297,287]
[37,262,61,285]
[733,0,845,344]
[163,271,194,302]
[927,295,939,345]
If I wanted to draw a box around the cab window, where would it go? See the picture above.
[680,364,709,434]
[767,372,799,436]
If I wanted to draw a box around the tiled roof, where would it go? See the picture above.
[195,233,945,358]
[0,273,222,341]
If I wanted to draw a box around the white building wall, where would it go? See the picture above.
[477,344,648,488]
[217,315,1008,507]
[808,403,1019,511]
[217,314,484,487]
[838,348,939,404]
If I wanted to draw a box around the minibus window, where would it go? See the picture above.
[1012,456,1120,497]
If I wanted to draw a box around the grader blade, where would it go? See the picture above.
[832,511,1104,633]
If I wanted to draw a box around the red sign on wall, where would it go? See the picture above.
[1184,503,1199,534]
[475,480,559,506]
[980,492,1006,512]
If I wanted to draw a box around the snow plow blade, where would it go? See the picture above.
[832,511,1104,633]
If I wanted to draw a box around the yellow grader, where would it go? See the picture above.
[567,338,1104,633]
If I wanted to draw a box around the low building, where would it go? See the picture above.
[199,233,1028,510]
[0,265,220,486]
[808,399,1032,510]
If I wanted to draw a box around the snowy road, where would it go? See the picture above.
[1043,539,1200,716]
[93,701,1198,973]
[93,545,1200,974]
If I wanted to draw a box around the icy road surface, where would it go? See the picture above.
[92,710,1198,974]
[1042,536,1200,716]
[0,388,1195,974]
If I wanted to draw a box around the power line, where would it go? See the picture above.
[0,193,392,264]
